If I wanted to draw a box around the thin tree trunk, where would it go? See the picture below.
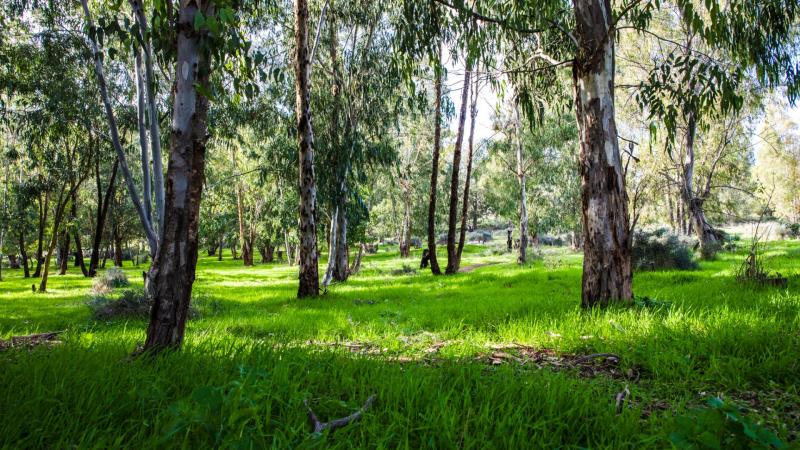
[218,236,224,260]
[58,231,70,275]
[399,191,411,258]
[681,112,718,251]
[283,229,293,266]
[457,75,479,263]
[234,164,253,266]
[18,230,30,278]
[33,192,49,278]
[89,158,118,277]
[39,188,70,292]
[573,0,632,307]
[426,45,444,275]
[445,63,472,274]
[144,1,214,351]
[515,105,528,264]
[113,226,123,267]
[134,48,153,224]
[129,0,165,234]
[81,0,158,256]
[295,0,320,297]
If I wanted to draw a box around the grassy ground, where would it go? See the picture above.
[1,242,799,448]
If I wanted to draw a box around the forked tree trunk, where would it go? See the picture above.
[445,63,471,274]
[573,0,632,307]
[426,46,444,275]
[515,105,528,264]
[144,1,213,351]
[89,158,118,277]
[39,189,69,292]
[457,76,479,262]
[69,193,89,276]
[681,113,718,251]
[295,0,320,297]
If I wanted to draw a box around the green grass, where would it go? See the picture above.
[1,242,799,448]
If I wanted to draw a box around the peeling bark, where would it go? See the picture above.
[573,0,632,307]
[143,1,213,351]
[295,0,320,297]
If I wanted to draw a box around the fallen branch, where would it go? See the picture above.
[304,395,376,434]
[572,353,620,365]
[0,330,64,351]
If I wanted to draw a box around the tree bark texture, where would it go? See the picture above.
[573,0,633,307]
[426,48,444,275]
[143,1,213,351]
[295,0,320,297]
[457,75,479,263]
[445,64,471,274]
[515,105,528,265]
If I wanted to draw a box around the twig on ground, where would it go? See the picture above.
[615,384,630,414]
[304,395,376,434]
[572,353,620,365]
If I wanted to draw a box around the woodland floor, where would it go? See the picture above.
[0,242,799,448]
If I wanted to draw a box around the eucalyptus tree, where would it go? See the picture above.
[316,0,405,288]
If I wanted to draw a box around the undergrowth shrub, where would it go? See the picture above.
[91,267,129,294]
[632,229,698,271]
[390,264,417,276]
[88,288,199,320]
[778,222,800,240]
[669,397,787,449]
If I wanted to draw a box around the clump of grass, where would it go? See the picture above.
[88,288,149,320]
[389,264,417,276]
[91,267,130,294]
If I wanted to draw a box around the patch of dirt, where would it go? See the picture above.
[459,262,501,273]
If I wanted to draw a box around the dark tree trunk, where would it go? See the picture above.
[33,192,49,278]
[295,0,320,297]
[58,232,70,275]
[426,46,444,275]
[70,192,89,276]
[39,188,70,292]
[144,1,213,351]
[113,226,123,267]
[445,64,471,274]
[218,236,224,260]
[8,254,19,269]
[89,158,118,277]
[573,0,632,307]
[399,191,411,258]
[18,230,30,278]
[515,106,528,264]
[457,75,479,263]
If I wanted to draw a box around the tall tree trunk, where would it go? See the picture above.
[457,75,479,262]
[81,0,158,256]
[235,171,253,266]
[295,0,320,297]
[58,231,70,275]
[68,190,89,276]
[515,105,528,264]
[426,46,444,275]
[399,190,411,258]
[218,236,223,260]
[134,47,153,225]
[113,225,123,267]
[573,0,632,307]
[445,63,472,274]
[332,208,348,280]
[283,229,293,266]
[18,230,30,278]
[144,1,213,351]
[129,0,165,234]
[89,158,118,277]
[33,192,49,278]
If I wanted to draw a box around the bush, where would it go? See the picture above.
[91,267,129,294]
[778,222,800,239]
[88,288,150,320]
[467,230,493,243]
[88,288,199,321]
[632,228,698,271]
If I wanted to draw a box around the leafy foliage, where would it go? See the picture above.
[632,228,698,271]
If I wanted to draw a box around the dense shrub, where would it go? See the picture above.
[467,230,493,242]
[88,288,149,320]
[778,222,800,239]
[88,288,199,321]
[91,267,129,294]
[632,228,698,271]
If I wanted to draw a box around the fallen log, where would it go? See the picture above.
[304,395,376,434]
